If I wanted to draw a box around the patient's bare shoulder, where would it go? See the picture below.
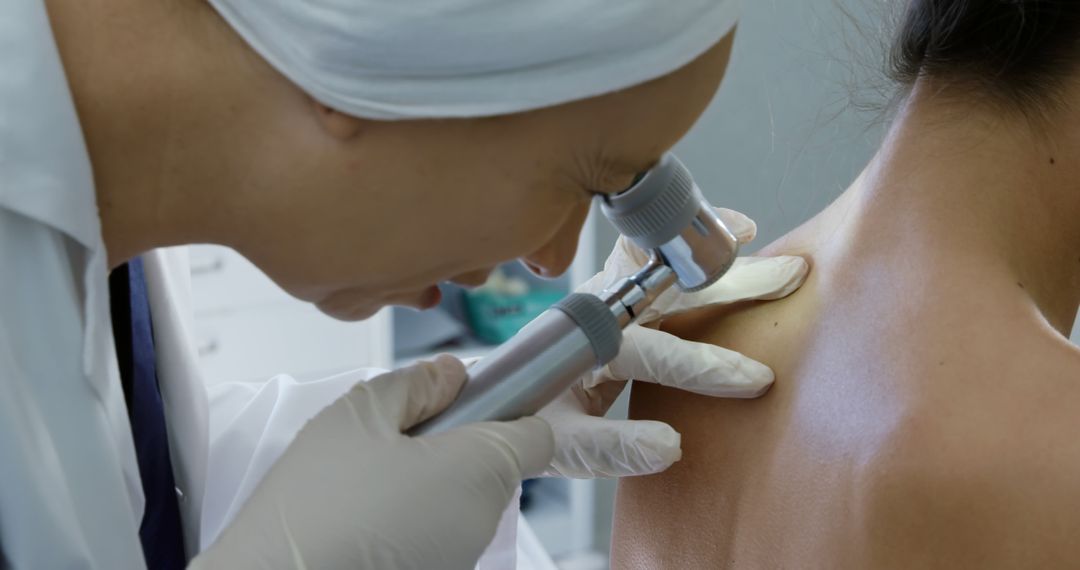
[856,353,1080,567]
[614,236,1080,567]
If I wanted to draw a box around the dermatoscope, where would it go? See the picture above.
[411,153,739,435]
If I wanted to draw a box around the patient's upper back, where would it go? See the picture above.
[611,235,1080,569]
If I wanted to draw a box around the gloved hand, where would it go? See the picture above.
[539,208,808,478]
[191,355,553,570]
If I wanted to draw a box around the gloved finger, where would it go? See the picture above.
[542,414,681,479]
[714,207,757,244]
[613,234,653,267]
[651,255,809,320]
[436,416,555,479]
[352,354,468,434]
[460,356,483,369]
[576,237,647,296]
[597,326,774,398]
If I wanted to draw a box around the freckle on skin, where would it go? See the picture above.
[1049,157,1055,165]
[939,361,945,366]
[1018,281,1025,289]
[773,322,778,327]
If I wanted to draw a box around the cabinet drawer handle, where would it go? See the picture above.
[197,338,220,357]
[191,258,225,276]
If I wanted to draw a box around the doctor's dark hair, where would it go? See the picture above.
[888,0,1080,110]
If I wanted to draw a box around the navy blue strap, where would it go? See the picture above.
[109,258,186,569]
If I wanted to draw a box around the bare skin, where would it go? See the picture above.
[612,80,1080,568]
[43,0,735,321]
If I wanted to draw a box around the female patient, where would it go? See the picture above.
[613,2,1080,568]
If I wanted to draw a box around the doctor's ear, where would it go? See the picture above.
[313,100,365,140]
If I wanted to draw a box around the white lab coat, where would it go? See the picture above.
[0,0,534,566]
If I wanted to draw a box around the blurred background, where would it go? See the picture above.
[187,1,1080,567]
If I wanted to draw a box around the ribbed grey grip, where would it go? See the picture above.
[552,293,621,366]
[601,154,701,250]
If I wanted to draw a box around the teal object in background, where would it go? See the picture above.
[463,289,567,345]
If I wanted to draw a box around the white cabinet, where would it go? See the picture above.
[192,301,391,384]
[188,245,392,384]
[188,246,294,313]
[1072,309,1080,344]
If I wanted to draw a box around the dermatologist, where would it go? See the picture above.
[0,0,810,567]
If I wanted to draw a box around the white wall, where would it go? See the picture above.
[594,3,886,262]
[590,0,888,553]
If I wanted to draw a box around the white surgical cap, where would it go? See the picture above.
[208,0,740,119]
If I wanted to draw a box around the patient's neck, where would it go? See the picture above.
[818,80,1080,335]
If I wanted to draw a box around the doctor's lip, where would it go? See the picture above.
[449,270,493,289]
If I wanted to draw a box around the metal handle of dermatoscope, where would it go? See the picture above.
[410,261,677,436]
[409,292,625,435]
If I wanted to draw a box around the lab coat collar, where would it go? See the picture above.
[0,0,102,253]
[0,0,111,378]
[1,0,145,524]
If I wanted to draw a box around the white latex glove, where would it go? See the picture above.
[539,208,808,478]
[191,355,554,570]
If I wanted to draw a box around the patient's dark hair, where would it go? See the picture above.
[889,0,1080,108]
